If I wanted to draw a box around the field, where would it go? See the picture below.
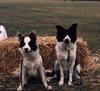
[0,0,100,53]
[0,0,100,91]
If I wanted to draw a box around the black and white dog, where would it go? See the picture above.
[46,23,81,86]
[17,32,52,91]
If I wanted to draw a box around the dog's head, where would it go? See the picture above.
[17,31,37,53]
[56,23,78,45]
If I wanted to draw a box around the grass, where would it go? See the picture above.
[0,0,100,53]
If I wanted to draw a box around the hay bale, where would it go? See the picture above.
[0,37,96,74]
[76,38,97,71]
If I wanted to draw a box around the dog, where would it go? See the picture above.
[17,31,52,91]
[46,23,81,86]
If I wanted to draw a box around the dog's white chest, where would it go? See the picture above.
[24,60,39,76]
[30,62,38,76]
[57,49,68,61]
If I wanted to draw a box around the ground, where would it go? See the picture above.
[0,55,100,91]
[0,69,100,91]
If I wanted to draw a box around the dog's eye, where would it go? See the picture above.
[29,41,37,51]
[29,41,36,48]
[20,40,25,47]
[29,41,34,47]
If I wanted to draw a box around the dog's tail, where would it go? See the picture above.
[74,64,83,86]
[45,69,55,77]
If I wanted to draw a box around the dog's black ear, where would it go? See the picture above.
[68,23,78,31]
[17,31,24,42]
[68,23,78,43]
[29,31,36,41]
[56,25,66,42]
[56,25,65,31]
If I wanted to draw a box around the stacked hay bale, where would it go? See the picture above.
[0,37,97,75]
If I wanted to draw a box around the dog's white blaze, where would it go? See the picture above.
[64,35,71,42]
[23,37,31,51]
[24,37,31,43]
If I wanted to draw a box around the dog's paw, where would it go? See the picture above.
[47,85,52,90]
[58,81,64,86]
[68,81,73,86]
[17,84,22,91]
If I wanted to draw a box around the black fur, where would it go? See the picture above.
[17,32,25,48]
[46,23,79,84]
[56,23,78,43]
[56,25,66,42]
[29,32,37,51]
[18,31,37,51]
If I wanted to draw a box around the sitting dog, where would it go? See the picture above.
[46,23,81,86]
[17,31,52,91]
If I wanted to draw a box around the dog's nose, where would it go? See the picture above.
[64,39,69,43]
[24,48,29,53]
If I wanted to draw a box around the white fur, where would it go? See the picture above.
[17,84,22,91]
[17,47,52,90]
[23,37,31,52]
[55,41,77,86]
[64,35,71,42]
[76,64,81,73]
[75,64,81,79]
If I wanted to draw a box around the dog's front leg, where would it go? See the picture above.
[68,60,75,86]
[17,66,27,91]
[39,66,52,90]
[58,64,64,86]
